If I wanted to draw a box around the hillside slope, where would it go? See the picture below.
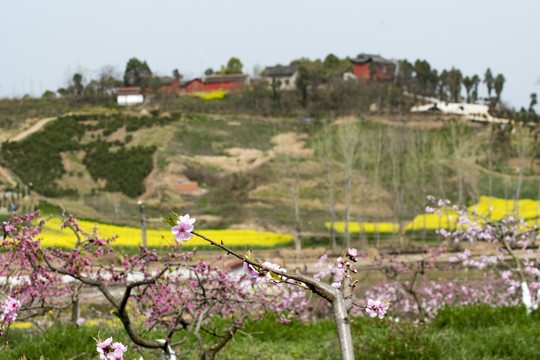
[1,110,538,238]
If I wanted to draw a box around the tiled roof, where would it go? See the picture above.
[203,74,247,84]
[351,54,393,64]
[264,65,299,77]
[116,87,141,95]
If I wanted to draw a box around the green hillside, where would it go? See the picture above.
[1,106,539,239]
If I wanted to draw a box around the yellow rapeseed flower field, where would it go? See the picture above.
[39,217,293,249]
[405,196,539,232]
[326,197,539,234]
[468,196,540,221]
[405,210,459,231]
[193,90,226,100]
[10,322,33,329]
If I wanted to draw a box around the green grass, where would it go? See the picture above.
[169,115,296,156]
[354,305,540,360]
[5,305,540,359]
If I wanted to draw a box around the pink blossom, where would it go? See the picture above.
[111,342,128,353]
[97,337,113,350]
[2,221,15,232]
[1,296,20,323]
[276,316,291,324]
[347,248,359,262]
[243,262,259,278]
[244,261,286,284]
[366,299,389,319]
[107,349,124,360]
[261,261,286,283]
[331,282,342,289]
[336,256,349,269]
[171,214,196,242]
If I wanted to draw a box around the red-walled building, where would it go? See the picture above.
[157,77,182,93]
[351,54,394,82]
[184,78,204,93]
[201,74,248,92]
[155,74,248,94]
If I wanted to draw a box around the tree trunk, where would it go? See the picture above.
[331,294,355,360]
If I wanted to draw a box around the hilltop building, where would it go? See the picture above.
[201,74,248,92]
[351,54,394,82]
[116,87,144,105]
[152,74,249,94]
[262,65,299,91]
[156,77,182,93]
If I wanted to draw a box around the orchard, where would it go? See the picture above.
[0,197,539,359]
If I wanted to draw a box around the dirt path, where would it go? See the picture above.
[0,117,58,186]
[474,163,540,181]
[9,116,56,142]
[0,166,16,186]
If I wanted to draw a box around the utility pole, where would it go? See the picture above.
[28,182,33,212]
[138,200,147,247]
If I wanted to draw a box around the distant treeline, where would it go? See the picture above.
[2,53,538,125]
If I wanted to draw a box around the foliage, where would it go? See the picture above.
[83,140,155,197]
[1,112,178,198]
[1,116,84,196]
[123,57,152,88]
[220,57,243,75]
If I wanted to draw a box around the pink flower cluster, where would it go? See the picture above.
[96,337,129,360]
[244,261,287,284]
[2,221,16,233]
[331,248,360,289]
[366,299,389,319]
[171,214,196,242]
[0,297,20,324]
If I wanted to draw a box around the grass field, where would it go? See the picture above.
[4,305,539,359]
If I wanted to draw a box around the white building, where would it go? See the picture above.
[117,87,144,105]
[410,96,508,124]
[263,65,299,91]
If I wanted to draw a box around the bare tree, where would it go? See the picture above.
[450,122,478,205]
[372,126,384,248]
[336,121,361,249]
[410,129,430,243]
[512,124,535,212]
[388,127,409,243]
[356,127,370,248]
[481,125,499,218]
[274,147,306,262]
[316,122,338,250]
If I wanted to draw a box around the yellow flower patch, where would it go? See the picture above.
[10,322,33,329]
[405,211,459,231]
[39,218,292,249]
[469,196,540,221]
[193,90,226,100]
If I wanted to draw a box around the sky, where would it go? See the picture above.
[1,0,539,109]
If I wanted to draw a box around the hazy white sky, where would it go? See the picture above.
[1,0,539,108]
